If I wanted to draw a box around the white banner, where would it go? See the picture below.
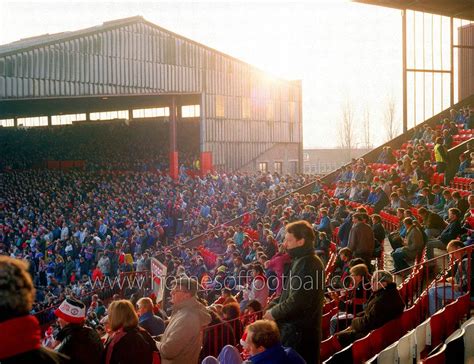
[151,258,167,303]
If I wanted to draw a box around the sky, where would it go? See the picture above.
[0,0,405,148]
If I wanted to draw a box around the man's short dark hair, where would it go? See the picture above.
[285,220,315,249]
[449,208,461,219]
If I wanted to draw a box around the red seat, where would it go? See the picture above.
[421,344,446,364]
[320,335,342,362]
[429,308,446,348]
[401,304,418,332]
[379,317,403,348]
[352,332,373,364]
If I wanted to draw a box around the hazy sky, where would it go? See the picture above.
[0,0,404,148]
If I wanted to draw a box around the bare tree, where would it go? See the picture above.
[338,98,355,158]
[362,104,371,149]
[384,95,399,141]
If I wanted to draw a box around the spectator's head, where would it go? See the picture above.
[54,297,86,327]
[222,302,240,321]
[418,207,429,218]
[448,208,461,222]
[244,300,263,315]
[396,208,405,219]
[352,213,364,224]
[0,256,35,322]
[339,247,352,262]
[136,297,154,317]
[108,300,138,331]
[170,278,199,306]
[284,220,315,251]
[371,214,382,225]
[371,270,394,292]
[447,240,465,260]
[245,320,280,356]
[469,195,474,207]
[349,257,366,268]
[403,217,414,228]
[350,263,369,285]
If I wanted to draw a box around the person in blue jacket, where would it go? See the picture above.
[245,320,306,364]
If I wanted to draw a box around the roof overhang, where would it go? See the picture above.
[0,92,201,119]
[353,0,474,21]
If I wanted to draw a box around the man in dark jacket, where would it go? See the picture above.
[348,213,375,268]
[136,297,165,336]
[418,207,447,239]
[335,270,405,347]
[426,208,464,260]
[264,220,324,364]
[373,187,389,213]
[54,298,104,364]
[0,256,69,364]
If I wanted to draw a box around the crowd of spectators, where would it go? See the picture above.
[0,120,200,170]
[0,167,312,315]
[1,108,474,363]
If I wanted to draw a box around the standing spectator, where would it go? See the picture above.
[434,137,449,184]
[103,300,157,364]
[157,278,211,364]
[264,220,324,364]
[136,297,165,337]
[0,256,68,363]
[265,245,291,296]
[348,213,375,269]
[54,298,104,364]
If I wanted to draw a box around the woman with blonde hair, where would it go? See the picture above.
[103,300,157,364]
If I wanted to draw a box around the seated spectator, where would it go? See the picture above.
[373,186,390,213]
[440,190,456,220]
[391,217,424,272]
[386,192,409,214]
[428,240,473,315]
[244,320,306,364]
[453,191,469,217]
[314,209,331,236]
[136,297,165,337]
[331,247,353,288]
[200,309,237,361]
[104,300,158,364]
[335,270,405,347]
[314,232,331,263]
[426,208,464,260]
[222,302,244,341]
[0,256,69,363]
[387,208,406,251]
[457,153,471,177]
[54,297,104,364]
[329,263,371,335]
[428,184,446,212]
[418,207,447,239]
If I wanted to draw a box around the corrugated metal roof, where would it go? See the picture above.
[0,15,294,83]
[0,16,143,55]
[353,0,474,21]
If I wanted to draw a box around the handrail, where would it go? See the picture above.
[446,137,473,183]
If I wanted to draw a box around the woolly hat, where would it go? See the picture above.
[54,298,86,324]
